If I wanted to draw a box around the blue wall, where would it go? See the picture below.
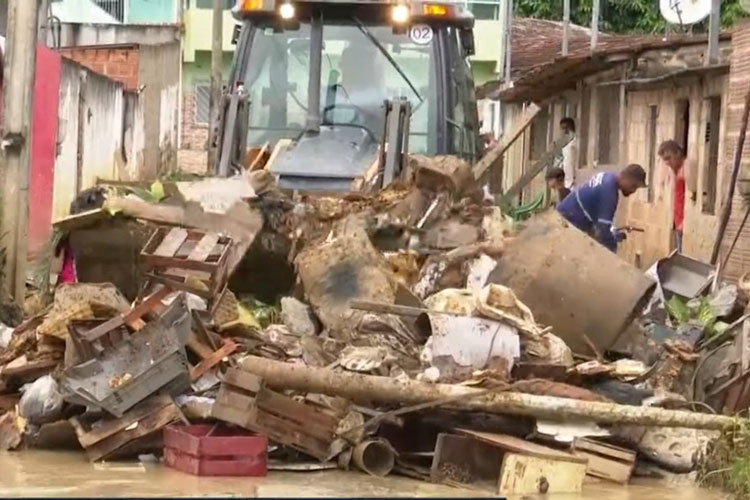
[128,0,176,23]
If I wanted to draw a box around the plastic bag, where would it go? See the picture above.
[19,375,64,424]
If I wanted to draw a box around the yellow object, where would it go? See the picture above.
[423,4,450,16]
[239,0,265,11]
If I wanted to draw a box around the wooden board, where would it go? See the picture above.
[265,139,293,171]
[472,103,541,181]
[573,438,635,484]
[456,429,586,464]
[187,233,220,262]
[153,228,189,257]
[499,453,586,495]
[190,339,238,381]
[69,395,181,462]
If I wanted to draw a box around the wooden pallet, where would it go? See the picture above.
[572,438,636,484]
[140,227,231,304]
[69,394,184,462]
[212,368,345,461]
[431,430,587,496]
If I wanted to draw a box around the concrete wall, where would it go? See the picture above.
[128,0,179,24]
[52,60,146,222]
[57,23,179,48]
[59,45,141,90]
[139,42,181,176]
[183,8,237,62]
[721,22,750,280]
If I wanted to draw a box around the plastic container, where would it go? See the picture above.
[164,424,267,477]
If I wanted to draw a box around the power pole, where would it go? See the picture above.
[208,0,224,173]
[562,0,570,56]
[504,0,513,83]
[707,0,720,66]
[591,0,600,52]
[0,0,39,304]
[37,0,49,44]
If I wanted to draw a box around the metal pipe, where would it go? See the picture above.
[305,12,324,134]
[0,0,40,304]
[504,0,513,82]
[707,0,720,65]
[562,0,570,56]
[590,0,600,52]
[208,0,224,172]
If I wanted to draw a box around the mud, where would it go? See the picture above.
[0,450,731,498]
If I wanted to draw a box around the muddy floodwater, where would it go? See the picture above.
[0,451,731,498]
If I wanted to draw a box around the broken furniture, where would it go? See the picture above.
[140,227,232,310]
[654,251,716,300]
[431,429,587,496]
[164,424,267,476]
[212,368,350,461]
[572,437,636,484]
[62,294,191,417]
[69,394,183,462]
[66,287,172,363]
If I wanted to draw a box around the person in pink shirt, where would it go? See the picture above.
[658,140,687,253]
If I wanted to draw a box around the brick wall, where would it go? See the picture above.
[58,46,140,91]
[720,22,750,280]
[181,89,209,150]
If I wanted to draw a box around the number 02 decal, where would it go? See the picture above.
[409,24,433,45]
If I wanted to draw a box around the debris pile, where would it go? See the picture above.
[0,159,746,494]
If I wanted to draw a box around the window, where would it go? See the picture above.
[242,21,437,153]
[195,0,235,8]
[703,96,721,214]
[194,83,210,125]
[93,0,125,22]
[469,2,501,20]
[647,105,658,203]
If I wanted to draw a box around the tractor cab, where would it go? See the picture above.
[216,0,481,190]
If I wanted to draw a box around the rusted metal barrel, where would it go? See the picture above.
[488,211,655,355]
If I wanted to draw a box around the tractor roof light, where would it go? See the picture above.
[391,4,410,24]
[236,0,273,14]
[422,3,452,17]
[279,2,296,19]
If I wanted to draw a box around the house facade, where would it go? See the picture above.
[490,26,750,280]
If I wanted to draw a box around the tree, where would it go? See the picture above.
[515,0,745,34]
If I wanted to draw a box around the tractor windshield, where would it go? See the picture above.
[241,18,438,154]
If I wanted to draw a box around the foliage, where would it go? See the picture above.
[666,294,721,337]
[701,421,750,499]
[514,0,746,34]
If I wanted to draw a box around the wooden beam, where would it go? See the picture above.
[500,134,574,204]
[473,103,541,180]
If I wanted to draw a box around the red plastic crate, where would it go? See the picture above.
[164,424,267,476]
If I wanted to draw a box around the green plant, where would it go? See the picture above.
[701,421,750,499]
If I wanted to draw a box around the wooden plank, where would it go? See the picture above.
[573,450,633,484]
[256,388,339,431]
[253,410,333,461]
[248,142,270,171]
[69,395,173,449]
[472,103,541,180]
[81,287,172,343]
[84,400,182,462]
[573,438,636,462]
[265,139,293,171]
[190,339,238,381]
[216,386,256,412]
[153,228,189,258]
[223,367,264,393]
[499,453,586,495]
[456,429,586,464]
[187,233,220,262]
[186,334,214,360]
[499,134,574,205]
[141,254,220,274]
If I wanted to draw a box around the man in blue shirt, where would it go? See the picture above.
[557,164,647,252]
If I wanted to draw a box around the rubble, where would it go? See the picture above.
[0,167,746,495]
